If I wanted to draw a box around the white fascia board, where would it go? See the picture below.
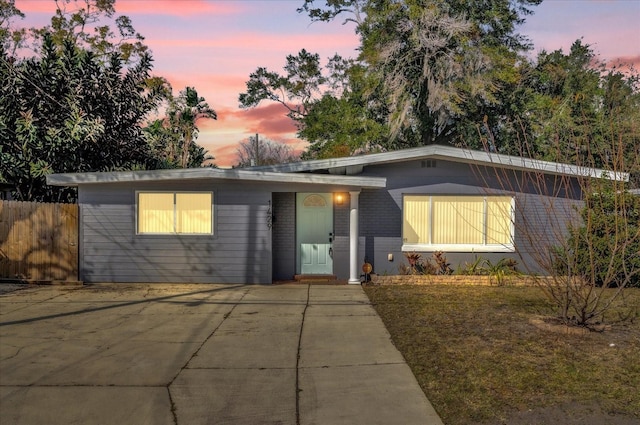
[46,168,213,185]
[46,168,387,189]
[252,144,629,182]
[251,145,442,173]
[454,149,629,182]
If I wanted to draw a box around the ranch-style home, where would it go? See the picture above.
[46,145,627,284]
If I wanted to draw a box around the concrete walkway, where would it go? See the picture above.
[0,283,443,425]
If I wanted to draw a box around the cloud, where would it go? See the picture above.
[232,104,298,136]
[193,103,306,167]
[607,55,640,71]
[205,104,299,143]
[16,0,244,17]
[522,0,640,61]
[143,31,360,80]
[117,1,243,16]
[14,1,53,14]
[212,143,241,167]
[147,31,358,52]
[155,73,247,106]
[209,136,308,168]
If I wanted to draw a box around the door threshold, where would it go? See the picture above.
[284,274,345,284]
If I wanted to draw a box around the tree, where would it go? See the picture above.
[523,40,640,173]
[160,87,217,169]
[0,34,165,202]
[1,2,218,201]
[298,0,367,25]
[16,0,148,63]
[299,92,387,159]
[298,0,541,150]
[297,59,389,158]
[242,1,544,158]
[239,49,327,122]
[557,190,640,290]
[474,118,640,329]
[235,135,299,167]
[143,116,214,169]
[0,0,26,56]
[240,52,388,158]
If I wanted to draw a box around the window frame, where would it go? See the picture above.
[136,191,214,235]
[402,194,515,252]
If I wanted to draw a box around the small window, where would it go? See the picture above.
[303,194,327,207]
[137,192,213,235]
[402,195,514,252]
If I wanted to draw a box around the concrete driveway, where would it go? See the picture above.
[0,283,442,425]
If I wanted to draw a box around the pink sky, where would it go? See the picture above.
[14,0,640,167]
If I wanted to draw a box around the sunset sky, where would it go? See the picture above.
[13,0,640,167]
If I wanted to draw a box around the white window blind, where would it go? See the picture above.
[486,196,512,245]
[403,195,514,252]
[432,196,484,245]
[403,196,431,244]
[138,192,212,234]
[138,193,174,234]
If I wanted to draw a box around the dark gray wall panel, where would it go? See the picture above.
[356,159,584,275]
[331,236,365,280]
[272,192,295,281]
[79,181,272,284]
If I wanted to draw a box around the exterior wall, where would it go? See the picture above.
[78,180,272,284]
[75,157,585,283]
[356,159,582,276]
[272,192,295,281]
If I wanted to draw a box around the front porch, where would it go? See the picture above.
[271,191,364,285]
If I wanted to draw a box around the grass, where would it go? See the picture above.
[363,284,640,424]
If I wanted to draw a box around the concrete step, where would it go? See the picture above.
[272,275,346,285]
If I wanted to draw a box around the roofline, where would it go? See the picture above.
[46,167,387,189]
[251,145,629,182]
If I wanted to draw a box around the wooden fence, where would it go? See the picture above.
[0,200,78,281]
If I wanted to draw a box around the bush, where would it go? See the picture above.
[457,256,520,285]
[400,251,451,275]
[554,190,640,288]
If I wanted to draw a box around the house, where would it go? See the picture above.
[46,145,628,284]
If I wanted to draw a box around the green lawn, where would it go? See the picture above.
[363,285,640,424]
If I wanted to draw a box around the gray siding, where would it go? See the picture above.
[356,159,583,275]
[79,180,272,283]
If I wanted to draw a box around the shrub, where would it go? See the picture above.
[457,256,520,285]
[554,190,640,288]
[399,251,453,275]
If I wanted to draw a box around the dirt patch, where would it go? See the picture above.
[528,316,610,335]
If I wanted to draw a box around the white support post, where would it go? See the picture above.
[348,191,360,284]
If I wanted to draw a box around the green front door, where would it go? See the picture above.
[296,193,333,275]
